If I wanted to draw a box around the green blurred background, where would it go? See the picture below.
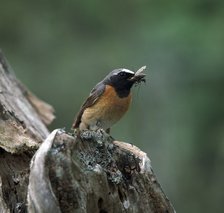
[1,0,224,212]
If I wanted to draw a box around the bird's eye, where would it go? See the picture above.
[119,72,126,76]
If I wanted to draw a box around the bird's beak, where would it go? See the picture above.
[129,66,146,83]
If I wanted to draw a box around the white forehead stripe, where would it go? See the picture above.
[121,68,134,74]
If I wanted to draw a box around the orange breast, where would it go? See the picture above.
[81,85,131,130]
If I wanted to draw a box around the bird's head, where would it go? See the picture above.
[103,66,146,97]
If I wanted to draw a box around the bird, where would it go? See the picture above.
[72,66,146,134]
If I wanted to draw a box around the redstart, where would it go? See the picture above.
[72,66,146,133]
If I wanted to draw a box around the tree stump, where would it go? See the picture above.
[0,50,175,213]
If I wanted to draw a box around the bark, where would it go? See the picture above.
[0,51,54,153]
[0,50,175,213]
[0,50,54,213]
[27,130,175,213]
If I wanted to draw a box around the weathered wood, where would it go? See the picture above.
[27,130,175,213]
[0,50,53,153]
[0,150,32,213]
[0,50,54,212]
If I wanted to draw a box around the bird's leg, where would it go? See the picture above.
[105,128,114,141]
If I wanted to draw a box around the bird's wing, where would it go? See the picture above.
[72,82,106,128]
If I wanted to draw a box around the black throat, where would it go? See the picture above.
[106,81,133,98]
[114,87,131,98]
[103,75,134,98]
